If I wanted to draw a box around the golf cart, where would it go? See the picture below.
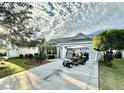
[63,47,89,68]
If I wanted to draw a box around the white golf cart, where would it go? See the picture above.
[63,46,89,68]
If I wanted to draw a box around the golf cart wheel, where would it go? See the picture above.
[81,61,86,65]
[68,63,73,68]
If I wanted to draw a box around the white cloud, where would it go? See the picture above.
[31,2,124,40]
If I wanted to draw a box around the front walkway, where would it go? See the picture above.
[0,59,98,90]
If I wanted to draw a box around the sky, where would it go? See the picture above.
[29,2,124,40]
[1,2,124,40]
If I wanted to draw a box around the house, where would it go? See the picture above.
[48,33,101,61]
[0,38,39,58]
[5,44,39,58]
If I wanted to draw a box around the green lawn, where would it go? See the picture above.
[99,58,124,90]
[0,58,36,78]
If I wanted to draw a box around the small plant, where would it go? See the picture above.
[34,52,47,64]
[115,51,122,58]
[19,54,23,58]
[39,51,47,60]
[34,54,41,61]
[28,54,33,58]
[48,54,55,59]
[25,54,28,58]
[34,53,39,56]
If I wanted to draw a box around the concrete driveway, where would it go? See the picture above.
[0,59,98,90]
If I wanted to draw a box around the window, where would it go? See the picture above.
[53,47,57,54]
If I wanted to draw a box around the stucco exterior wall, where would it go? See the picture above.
[6,49,19,58]
[6,47,39,58]
[122,51,124,58]
[18,47,39,55]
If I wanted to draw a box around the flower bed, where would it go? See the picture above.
[24,58,48,66]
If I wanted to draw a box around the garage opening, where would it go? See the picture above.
[65,47,89,61]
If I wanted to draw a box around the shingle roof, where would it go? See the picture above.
[49,33,91,44]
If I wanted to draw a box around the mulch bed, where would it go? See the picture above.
[24,58,49,66]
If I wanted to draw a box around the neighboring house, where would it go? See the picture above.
[5,44,38,58]
[49,33,102,61]
[122,51,124,58]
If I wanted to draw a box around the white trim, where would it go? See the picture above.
[65,46,89,49]
[58,41,92,46]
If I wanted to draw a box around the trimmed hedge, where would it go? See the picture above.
[25,54,28,58]
[28,54,33,58]
[19,54,23,58]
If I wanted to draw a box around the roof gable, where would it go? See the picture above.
[70,33,90,41]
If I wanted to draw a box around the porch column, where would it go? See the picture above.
[57,46,60,58]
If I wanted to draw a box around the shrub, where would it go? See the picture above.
[19,54,23,58]
[34,54,41,61]
[39,51,47,60]
[115,52,122,58]
[34,53,39,56]
[28,54,33,58]
[0,52,6,56]
[34,52,47,62]
[48,54,55,59]
[25,54,28,58]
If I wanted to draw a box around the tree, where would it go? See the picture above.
[11,39,40,48]
[0,2,34,41]
[37,38,52,55]
[33,38,52,63]
[93,29,124,65]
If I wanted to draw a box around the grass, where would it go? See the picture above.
[0,58,36,78]
[99,58,124,90]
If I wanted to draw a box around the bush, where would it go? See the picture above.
[19,54,23,58]
[28,54,33,58]
[48,54,55,59]
[34,52,47,61]
[34,54,41,61]
[0,52,6,56]
[99,55,113,67]
[115,52,122,58]
[34,53,39,56]
[39,51,47,60]
[25,54,28,58]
